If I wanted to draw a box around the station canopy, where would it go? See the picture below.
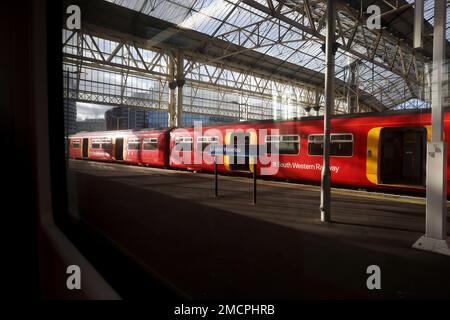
[96,0,450,111]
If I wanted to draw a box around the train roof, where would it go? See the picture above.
[184,107,443,129]
[70,127,169,137]
[70,107,447,137]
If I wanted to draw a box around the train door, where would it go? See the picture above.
[229,132,250,171]
[380,127,426,186]
[82,138,89,158]
[115,137,124,160]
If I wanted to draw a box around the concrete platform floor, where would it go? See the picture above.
[67,159,450,299]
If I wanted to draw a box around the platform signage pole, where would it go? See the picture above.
[253,161,257,205]
[65,68,70,167]
[214,155,218,197]
[320,0,336,223]
[413,0,449,255]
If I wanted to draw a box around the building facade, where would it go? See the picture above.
[105,106,238,130]
[64,100,77,135]
[76,119,106,132]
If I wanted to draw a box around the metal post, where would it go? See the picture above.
[214,156,218,197]
[253,162,257,204]
[413,0,449,255]
[347,60,357,114]
[320,0,335,223]
[176,51,184,127]
[65,69,70,165]
[168,57,176,128]
[414,0,424,49]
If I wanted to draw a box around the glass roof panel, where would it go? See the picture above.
[405,0,450,41]
[105,0,437,109]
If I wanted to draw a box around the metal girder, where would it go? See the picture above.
[63,27,378,119]
[65,0,391,112]
[168,0,417,109]
[240,0,426,93]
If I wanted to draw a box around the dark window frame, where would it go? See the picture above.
[265,134,300,155]
[174,136,193,152]
[72,140,80,149]
[91,139,101,149]
[197,136,219,152]
[127,138,141,151]
[101,138,113,150]
[307,133,354,157]
[47,2,182,300]
[143,137,159,151]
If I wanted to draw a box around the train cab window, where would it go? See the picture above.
[143,138,159,151]
[265,135,300,155]
[197,136,219,152]
[127,138,141,150]
[101,138,112,150]
[91,138,101,149]
[175,137,193,152]
[72,139,80,149]
[308,134,353,157]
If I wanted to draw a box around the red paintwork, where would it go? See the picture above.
[68,137,82,159]
[69,110,450,195]
[69,129,169,167]
[123,131,169,167]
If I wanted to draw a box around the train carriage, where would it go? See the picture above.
[69,128,170,167]
[69,109,450,196]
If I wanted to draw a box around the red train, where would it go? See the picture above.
[69,109,450,195]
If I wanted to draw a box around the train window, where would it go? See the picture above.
[330,134,353,156]
[143,138,159,151]
[102,138,113,150]
[127,138,141,150]
[197,136,219,152]
[308,134,353,157]
[265,135,300,155]
[175,137,193,152]
[91,138,101,149]
[72,139,80,149]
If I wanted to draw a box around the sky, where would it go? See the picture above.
[76,102,113,121]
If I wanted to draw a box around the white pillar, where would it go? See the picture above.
[413,0,449,255]
[320,0,335,223]
[414,0,424,49]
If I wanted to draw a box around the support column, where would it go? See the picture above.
[65,69,70,164]
[414,0,426,102]
[176,51,185,127]
[320,0,336,223]
[168,56,177,128]
[413,0,450,255]
[414,0,424,49]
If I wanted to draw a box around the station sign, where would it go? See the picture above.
[206,144,267,157]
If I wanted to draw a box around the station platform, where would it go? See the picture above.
[67,159,450,299]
